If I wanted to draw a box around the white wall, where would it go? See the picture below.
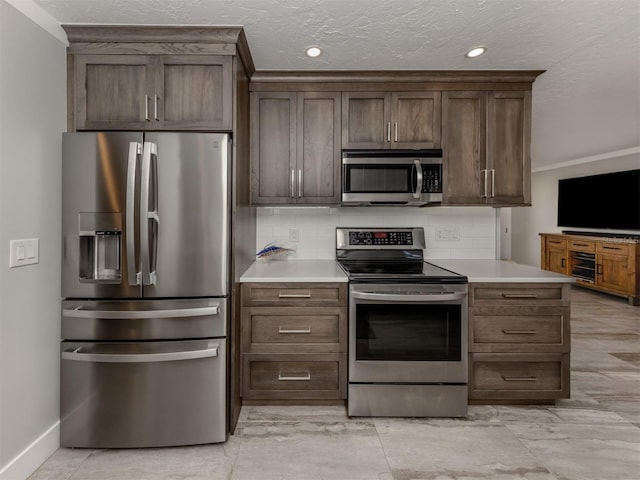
[511,15,640,268]
[0,2,66,478]
[256,206,498,260]
[511,152,640,267]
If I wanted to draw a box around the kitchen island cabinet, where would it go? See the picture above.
[240,282,348,402]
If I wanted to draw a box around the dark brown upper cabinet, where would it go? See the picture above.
[73,54,232,131]
[250,91,341,205]
[342,91,441,149]
[442,90,531,206]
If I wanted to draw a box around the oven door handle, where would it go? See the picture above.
[351,291,466,302]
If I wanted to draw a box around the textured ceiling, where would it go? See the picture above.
[26,0,640,167]
[31,0,637,71]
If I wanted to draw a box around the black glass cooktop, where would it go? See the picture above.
[338,260,467,284]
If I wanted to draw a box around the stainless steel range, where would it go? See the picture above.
[336,227,468,417]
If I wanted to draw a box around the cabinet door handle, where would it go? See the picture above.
[394,122,398,142]
[561,258,566,268]
[386,122,391,142]
[278,292,311,298]
[502,293,538,299]
[597,264,603,275]
[298,169,302,198]
[502,376,537,382]
[278,371,311,381]
[154,94,159,121]
[278,327,311,334]
[144,94,150,121]
[502,329,537,335]
[490,169,496,198]
[481,169,488,198]
[290,169,295,198]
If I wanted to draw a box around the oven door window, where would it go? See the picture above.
[344,164,414,193]
[355,303,461,361]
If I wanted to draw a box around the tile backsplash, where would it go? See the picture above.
[256,206,498,260]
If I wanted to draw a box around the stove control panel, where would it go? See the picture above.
[348,230,413,246]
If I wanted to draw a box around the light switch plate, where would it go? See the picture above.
[9,238,39,268]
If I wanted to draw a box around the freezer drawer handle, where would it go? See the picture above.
[62,343,219,363]
[63,304,219,319]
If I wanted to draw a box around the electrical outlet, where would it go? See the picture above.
[435,227,460,242]
[289,227,299,242]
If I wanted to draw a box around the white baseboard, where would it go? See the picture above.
[0,421,59,480]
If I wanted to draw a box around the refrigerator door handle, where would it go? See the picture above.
[126,142,142,286]
[63,304,220,319]
[140,141,158,285]
[62,342,219,363]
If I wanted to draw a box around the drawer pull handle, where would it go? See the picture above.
[502,294,538,299]
[278,292,311,298]
[502,376,537,382]
[278,327,311,334]
[502,329,537,335]
[278,371,311,381]
[574,243,589,247]
[602,245,621,250]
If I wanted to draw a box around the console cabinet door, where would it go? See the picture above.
[597,251,632,295]
[442,91,487,204]
[250,92,297,204]
[74,54,154,131]
[487,91,531,205]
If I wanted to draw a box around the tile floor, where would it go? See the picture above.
[29,287,640,480]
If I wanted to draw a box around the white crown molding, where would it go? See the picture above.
[533,147,640,173]
[5,0,68,45]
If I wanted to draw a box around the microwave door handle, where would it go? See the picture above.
[126,142,141,286]
[413,160,423,199]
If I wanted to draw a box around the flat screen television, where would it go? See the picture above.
[557,169,640,231]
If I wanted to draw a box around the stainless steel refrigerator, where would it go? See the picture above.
[60,132,230,448]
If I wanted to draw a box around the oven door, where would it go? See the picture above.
[349,283,468,383]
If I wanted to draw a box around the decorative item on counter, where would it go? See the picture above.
[256,242,295,260]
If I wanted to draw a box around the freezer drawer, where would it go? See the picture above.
[60,339,227,448]
[62,298,226,341]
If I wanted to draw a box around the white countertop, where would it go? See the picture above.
[240,259,348,283]
[428,259,575,283]
[240,259,574,284]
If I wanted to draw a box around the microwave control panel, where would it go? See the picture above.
[348,230,413,246]
[421,164,441,193]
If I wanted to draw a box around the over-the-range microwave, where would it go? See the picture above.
[341,149,443,206]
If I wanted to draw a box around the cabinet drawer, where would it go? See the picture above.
[597,242,631,256]
[568,239,595,252]
[470,283,569,306]
[545,236,567,248]
[242,353,346,399]
[470,306,569,352]
[243,307,346,353]
[469,353,569,400]
[242,283,347,306]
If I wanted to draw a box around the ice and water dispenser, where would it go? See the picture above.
[78,212,122,283]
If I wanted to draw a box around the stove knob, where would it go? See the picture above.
[365,239,372,245]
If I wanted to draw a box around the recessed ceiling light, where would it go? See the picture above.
[306,46,322,58]
[465,46,487,58]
